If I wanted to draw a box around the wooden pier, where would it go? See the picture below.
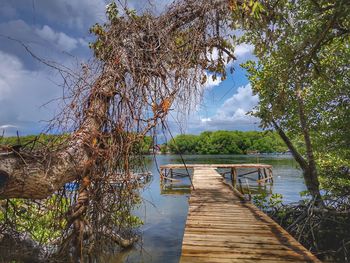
[160,165,320,262]
[160,164,274,188]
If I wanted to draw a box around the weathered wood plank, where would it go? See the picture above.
[183,234,305,246]
[182,246,313,259]
[180,257,299,263]
[160,164,273,169]
[179,167,321,263]
[182,239,304,249]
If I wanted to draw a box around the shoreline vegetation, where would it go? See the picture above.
[0,134,152,155]
[163,130,289,155]
[0,130,290,156]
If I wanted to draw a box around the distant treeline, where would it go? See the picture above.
[0,134,152,154]
[0,134,65,148]
[1,131,288,155]
[165,130,288,154]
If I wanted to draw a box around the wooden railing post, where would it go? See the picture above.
[263,168,268,181]
[232,168,237,189]
[160,168,163,181]
[269,168,274,183]
[257,168,262,181]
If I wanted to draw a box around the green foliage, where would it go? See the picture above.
[252,192,283,211]
[250,132,287,153]
[168,134,199,154]
[318,154,350,196]
[0,134,68,150]
[160,144,168,154]
[0,193,144,246]
[240,0,350,194]
[252,191,268,209]
[0,134,152,155]
[135,136,152,154]
[0,196,70,244]
[210,131,242,154]
[167,130,287,154]
[106,2,118,21]
[113,208,143,229]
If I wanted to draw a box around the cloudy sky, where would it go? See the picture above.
[0,0,259,137]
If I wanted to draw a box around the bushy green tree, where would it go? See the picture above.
[167,130,287,154]
[168,134,199,154]
[240,0,350,202]
[210,131,242,154]
[196,131,214,154]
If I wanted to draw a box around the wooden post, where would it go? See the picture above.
[170,168,173,179]
[164,168,168,182]
[160,169,164,193]
[263,168,268,181]
[232,168,237,189]
[269,168,274,183]
[257,168,262,182]
[160,168,164,182]
[238,178,243,194]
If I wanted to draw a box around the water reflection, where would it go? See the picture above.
[114,154,306,263]
[161,184,191,195]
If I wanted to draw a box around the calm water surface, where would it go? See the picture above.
[112,154,306,263]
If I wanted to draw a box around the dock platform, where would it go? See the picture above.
[161,165,320,262]
[160,163,274,188]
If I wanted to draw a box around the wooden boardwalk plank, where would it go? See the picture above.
[160,164,273,169]
[179,167,321,263]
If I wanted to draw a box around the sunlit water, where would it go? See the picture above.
[110,154,306,263]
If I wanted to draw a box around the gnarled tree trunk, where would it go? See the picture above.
[272,117,323,205]
[0,68,116,199]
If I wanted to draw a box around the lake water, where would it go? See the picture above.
[109,154,307,263]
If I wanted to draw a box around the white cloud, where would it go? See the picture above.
[234,43,254,58]
[205,42,255,71]
[215,84,258,121]
[234,43,255,62]
[78,38,89,47]
[0,51,22,99]
[5,0,107,30]
[35,25,79,52]
[127,0,174,14]
[200,117,211,123]
[0,125,17,129]
[0,50,62,135]
[0,19,89,70]
[203,73,222,89]
[1,0,176,31]
[207,48,220,61]
[181,84,260,133]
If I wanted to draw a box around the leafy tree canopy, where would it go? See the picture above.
[239,0,350,196]
[167,130,288,154]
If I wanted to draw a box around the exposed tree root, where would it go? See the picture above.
[266,198,350,262]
